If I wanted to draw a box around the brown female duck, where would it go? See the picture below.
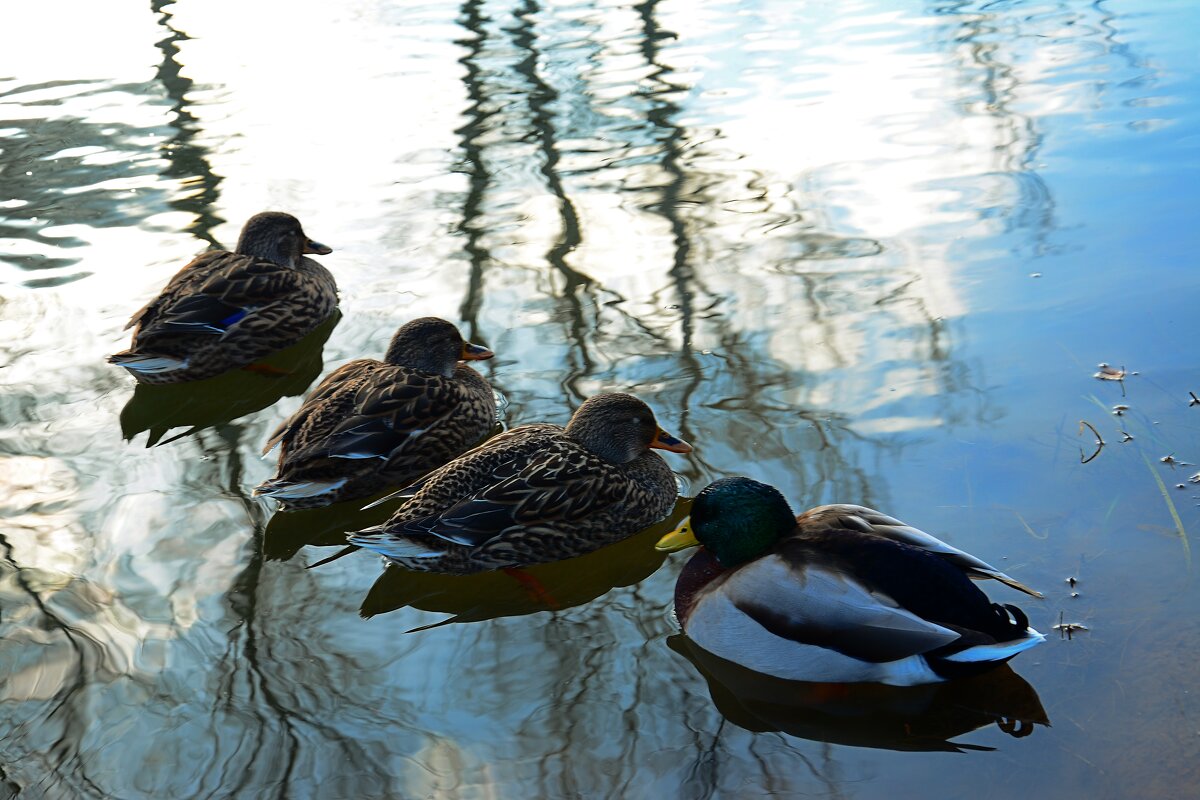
[349,392,692,573]
[109,212,337,383]
[254,317,496,509]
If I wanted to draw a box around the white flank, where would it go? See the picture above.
[685,557,960,685]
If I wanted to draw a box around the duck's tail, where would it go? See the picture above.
[348,527,446,562]
[108,351,190,376]
[253,477,347,502]
[942,605,1046,664]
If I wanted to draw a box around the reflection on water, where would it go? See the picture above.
[3,0,1200,797]
[669,635,1048,753]
[359,501,683,626]
[120,313,339,445]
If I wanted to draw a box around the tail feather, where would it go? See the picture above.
[108,351,189,374]
[973,569,1044,599]
[253,477,347,500]
[942,627,1045,663]
[349,530,445,561]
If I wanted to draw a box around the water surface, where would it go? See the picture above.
[3,0,1199,797]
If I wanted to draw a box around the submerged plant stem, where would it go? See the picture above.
[1140,452,1191,569]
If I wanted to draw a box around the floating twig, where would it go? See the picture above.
[1078,420,1105,464]
[1053,610,1088,640]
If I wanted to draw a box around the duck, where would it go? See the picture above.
[109,212,337,383]
[253,317,496,510]
[655,477,1045,686]
[349,392,692,574]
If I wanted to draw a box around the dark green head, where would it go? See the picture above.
[235,211,331,268]
[687,477,797,567]
[383,317,494,376]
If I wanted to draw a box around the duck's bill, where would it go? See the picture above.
[304,238,333,255]
[650,428,692,454]
[655,516,700,551]
[461,342,495,360]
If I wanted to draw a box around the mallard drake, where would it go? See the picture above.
[253,317,496,509]
[349,392,692,574]
[656,477,1045,686]
[109,212,337,383]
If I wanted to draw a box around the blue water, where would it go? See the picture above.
[2,0,1199,797]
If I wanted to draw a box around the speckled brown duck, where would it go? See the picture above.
[109,212,337,384]
[254,317,496,510]
[349,392,692,574]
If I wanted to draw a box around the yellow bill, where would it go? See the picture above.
[655,516,700,552]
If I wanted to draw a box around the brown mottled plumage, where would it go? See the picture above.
[109,212,337,384]
[254,317,496,510]
[349,393,693,573]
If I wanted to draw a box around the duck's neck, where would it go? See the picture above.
[674,548,727,625]
[236,237,298,268]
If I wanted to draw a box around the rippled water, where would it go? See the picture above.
[3,0,1199,797]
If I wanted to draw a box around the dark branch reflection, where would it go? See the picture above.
[151,0,224,246]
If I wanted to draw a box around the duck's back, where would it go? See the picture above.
[390,423,568,522]
[359,423,680,572]
[126,252,336,367]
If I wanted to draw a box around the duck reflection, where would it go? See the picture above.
[356,499,687,627]
[669,634,1047,753]
[119,313,339,445]
[260,488,403,562]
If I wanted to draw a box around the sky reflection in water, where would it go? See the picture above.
[2,0,1199,797]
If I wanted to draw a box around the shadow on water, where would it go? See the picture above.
[260,489,403,562]
[118,313,339,446]
[668,635,1049,753]
[357,499,686,626]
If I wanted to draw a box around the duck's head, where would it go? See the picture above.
[564,393,692,464]
[384,317,494,376]
[656,477,795,567]
[235,212,332,268]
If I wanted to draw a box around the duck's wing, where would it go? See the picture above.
[357,424,559,511]
[261,360,372,455]
[387,445,619,548]
[693,555,961,667]
[314,370,479,468]
[125,250,232,331]
[134,255,311,340]
[803,504,1044,598]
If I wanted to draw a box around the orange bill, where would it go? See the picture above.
[304,238,332,255]
[461,342,495,361]
[650,428,692,454]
